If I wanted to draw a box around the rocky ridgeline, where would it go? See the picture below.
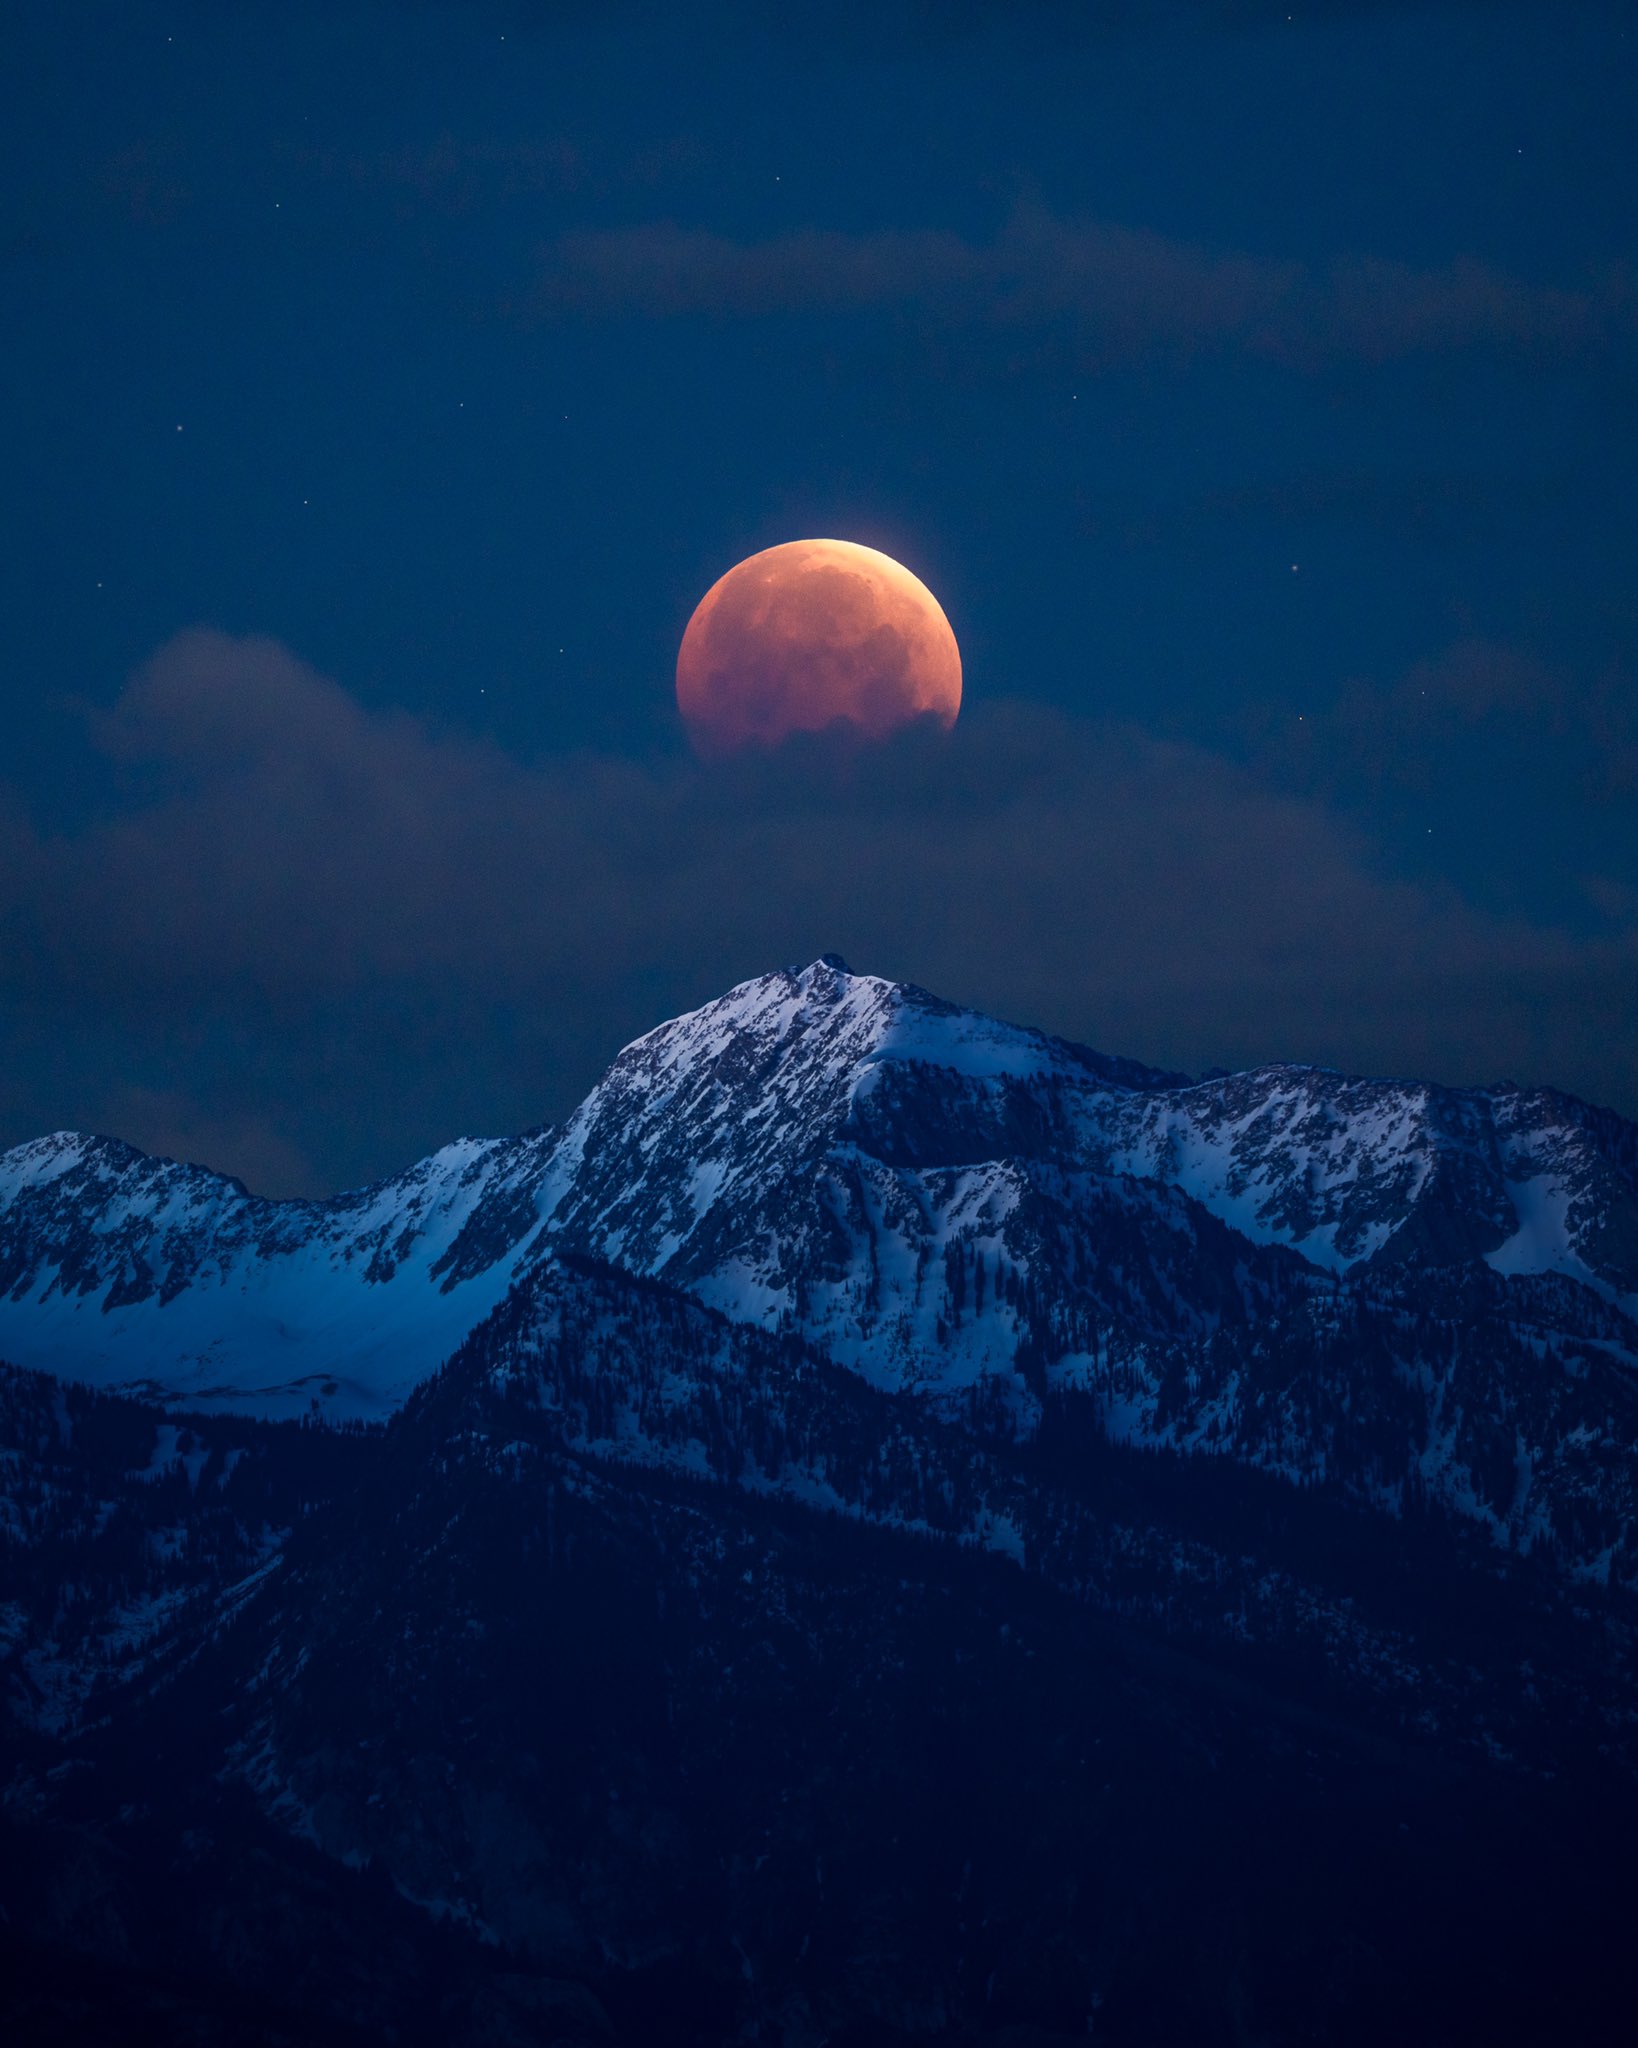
[1,958,1635,1581]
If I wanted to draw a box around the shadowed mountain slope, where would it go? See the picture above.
[5,1248,1636,2044]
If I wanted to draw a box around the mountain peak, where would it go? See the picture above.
[1,960,1635,1425]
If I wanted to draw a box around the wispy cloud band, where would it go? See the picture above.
[531,208,1635,371]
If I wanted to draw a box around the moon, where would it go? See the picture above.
[676,539,962,758]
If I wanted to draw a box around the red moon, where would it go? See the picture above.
[676,539,962,757]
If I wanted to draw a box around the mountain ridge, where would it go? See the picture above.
[1,956,1634,1434]
[5,998,1638,2043]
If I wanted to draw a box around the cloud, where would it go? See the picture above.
[1,629,1633,1193]
[1235,637,1638,809]
[529,208,1635,373]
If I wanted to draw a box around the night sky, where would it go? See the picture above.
[3,1,1635,1196]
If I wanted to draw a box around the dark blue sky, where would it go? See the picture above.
[3,1,1634,1193]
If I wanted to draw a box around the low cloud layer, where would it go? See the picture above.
[2,629,1633,1194]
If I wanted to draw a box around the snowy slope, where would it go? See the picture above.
[541,957,1638,1387]
[0,1128,558,1417]
[1,955,1634,1419]
[1089,1067,1638,1291]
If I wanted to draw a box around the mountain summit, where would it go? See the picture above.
[539,958,1638,1373]
[1,956,1635,1571]
[0,954,1197,1415]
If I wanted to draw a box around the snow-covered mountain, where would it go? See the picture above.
[7,960,1638,2045]
[0,1127,558,1415]
[544,956,1638,1335]
[1,956,1634,1431]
